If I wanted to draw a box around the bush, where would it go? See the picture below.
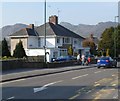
[13,40,27,58]
[2,38,11,57]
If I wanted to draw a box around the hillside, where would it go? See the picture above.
[0,23,28,40]
[60,21,117,38]
[0,21,117,40]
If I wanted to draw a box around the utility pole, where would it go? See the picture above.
[44,0,47,63]
[114,16,119,58]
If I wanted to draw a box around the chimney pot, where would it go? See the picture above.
[49,15,58,25]
[28,24,34,30]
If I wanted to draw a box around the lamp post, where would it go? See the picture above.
[114,16,119,58]
[44,0,47,63]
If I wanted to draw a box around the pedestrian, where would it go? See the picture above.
[77,53,80,63]
[81,54,85,65]
[88,57,91,64]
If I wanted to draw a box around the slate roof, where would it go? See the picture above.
[35,23,84,39]
[10,28,37,36]
[11,22,84,39]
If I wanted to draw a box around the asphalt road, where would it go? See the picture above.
[1,66,120,101]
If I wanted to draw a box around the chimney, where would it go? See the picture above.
[90,34,93,38]
[49,15,58,25]
[28,24,34,30]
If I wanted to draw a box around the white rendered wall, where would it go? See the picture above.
[40,37,56,48]
[46,37,55,48]
[28,36,38,48]
[25,49,51,62]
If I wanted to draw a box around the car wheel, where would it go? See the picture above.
[97,67,100,69]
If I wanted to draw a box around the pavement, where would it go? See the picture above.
[1,64,97,83]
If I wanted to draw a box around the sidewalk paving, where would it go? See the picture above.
[1,64,97,83]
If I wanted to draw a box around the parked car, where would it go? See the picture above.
[53,55,76,62]
[97,56,117,68]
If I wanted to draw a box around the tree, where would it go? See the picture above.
[82,40,97,55]
[116,25,120,57]
[106,49,110,56]
[98,26,120,57]
[0,41,2,57]
[2,38,11,57]
[13,40,27,58]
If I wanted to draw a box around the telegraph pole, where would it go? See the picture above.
[44,0,47,63]
[114,16,119,58]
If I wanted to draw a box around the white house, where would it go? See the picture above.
[10,15,90,62]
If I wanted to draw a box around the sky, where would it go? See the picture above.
[0,0,120,28]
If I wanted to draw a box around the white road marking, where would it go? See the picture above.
[1,79,26,85]
[94,71,101,74]
[33,86,47,93]
[72,74,88,80]
[69,94,80,99]
[112,84,117,86]
[7,96,15,100]
[113,95,118,99]
[86,90,92,94]
[81,88,85,90]
[33,80,63,93]
[94,83,100,87]
[112,74,115,76]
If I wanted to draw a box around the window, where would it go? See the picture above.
[63,38,65,43]
[74,40,77,44]
[38,37,41,47]
[60,49,67,56]
[57,37,60,44]
[65,38,70,43]
[53,51,58,58]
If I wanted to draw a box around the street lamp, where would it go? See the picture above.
[44,0,47,63]
[114,16,119,58]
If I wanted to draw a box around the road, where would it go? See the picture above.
[1,66,120,101]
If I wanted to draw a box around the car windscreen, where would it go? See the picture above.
[100,57,109,60]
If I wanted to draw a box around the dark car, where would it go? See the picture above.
[97,56,117,68]
[53,56,76,62]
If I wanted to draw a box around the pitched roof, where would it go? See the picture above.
[10,28,37,36]
[35,22,84,39]
[35,23,54,36]
[10,28,28,36]
[11,22,84,39]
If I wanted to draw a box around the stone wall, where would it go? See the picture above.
[1,60,77,71]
